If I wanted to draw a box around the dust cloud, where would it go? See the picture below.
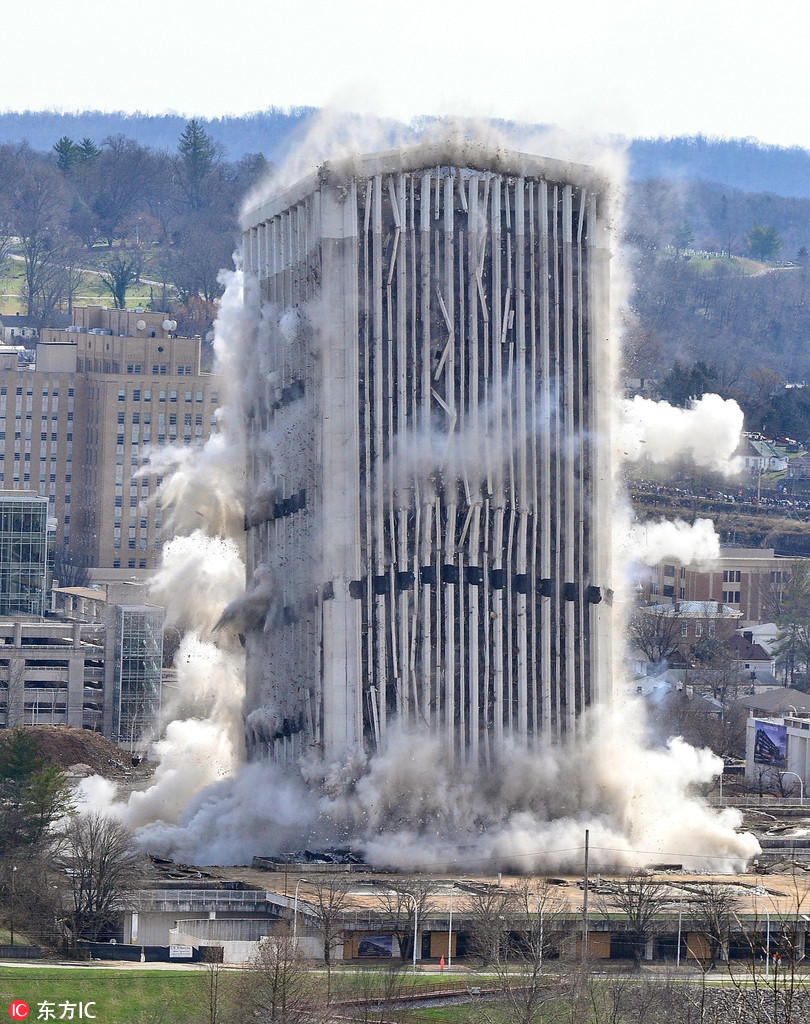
[77,117,758,875]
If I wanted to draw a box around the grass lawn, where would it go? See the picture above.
[0,967,202,1024]
[0,255,165,318]
[403,1007,486,1024]
[0,964,475,1023]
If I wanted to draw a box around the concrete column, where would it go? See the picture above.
[7,658,25,726]
[319,184,363,758]
[67,654,85,727]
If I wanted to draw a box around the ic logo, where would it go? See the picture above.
[9,1003,29,1020]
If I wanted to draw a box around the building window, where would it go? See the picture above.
[663,585,675,597]
[663,564,675,577]
[681,623,688,637]
[695,622,703,637]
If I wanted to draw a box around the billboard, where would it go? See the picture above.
[753,721,787,766]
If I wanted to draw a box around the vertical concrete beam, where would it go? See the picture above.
[319,183,363,758]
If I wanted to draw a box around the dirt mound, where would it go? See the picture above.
[0,726,132,777]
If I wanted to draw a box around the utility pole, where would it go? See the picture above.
[10,865,17,946]
[582,829,589,961]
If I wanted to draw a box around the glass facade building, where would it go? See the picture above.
[0,490,53,617]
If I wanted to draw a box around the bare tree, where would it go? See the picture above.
[303,877,352,1000]
[99,249,142,309]
[629,606,684,664]
[57,811,145,941]
[472,881,565,1024]
[346,962,410,1024]
[239,925,322,1024]
[83,135,157,246]
[372,880,435,963]
[691,883,739,970]
[597,872,668,967]
[192,953,232,1024]
[52,550,90,590]
[463,882,521,965]
[10,155,68,319]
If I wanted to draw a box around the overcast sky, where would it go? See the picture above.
[6,0,810,149]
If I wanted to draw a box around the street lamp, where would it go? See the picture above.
[447,885,454,970]
[757,902,771,979]
[536,895,546,975]
[292,877,309,949]
[400,891,419,970]
[779,770,804,806]
[369,885,419,970]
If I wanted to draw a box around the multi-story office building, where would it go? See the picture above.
[641,547,792,623]
[0,348,77,556]
[0,490,53,617]
[240,143,614,767]
[1,307,220,571]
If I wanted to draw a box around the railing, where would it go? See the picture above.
[138,888,273,911]
[706,795,807,808]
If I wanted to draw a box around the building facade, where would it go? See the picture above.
[1,306,220,571]
[241,144,614,767]
[0,582,164,744]
[0,490,53,617]
[641,547,791,623]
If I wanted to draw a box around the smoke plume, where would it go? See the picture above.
[620,393,744,474]
[621,517,720,568]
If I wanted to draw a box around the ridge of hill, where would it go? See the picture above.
[2,112,810,198]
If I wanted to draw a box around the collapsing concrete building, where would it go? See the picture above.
[241,143,614,768]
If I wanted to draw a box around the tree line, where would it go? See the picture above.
[0,120,270,331]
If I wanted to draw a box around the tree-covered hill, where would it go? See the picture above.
[0,108,315,163]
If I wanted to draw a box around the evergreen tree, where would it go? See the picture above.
[176,119,217,211]
[76,138,101,165]
[657,359,719,407]
[53,136,78,173]
[0,730,72,858]
[746,222,783,261]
